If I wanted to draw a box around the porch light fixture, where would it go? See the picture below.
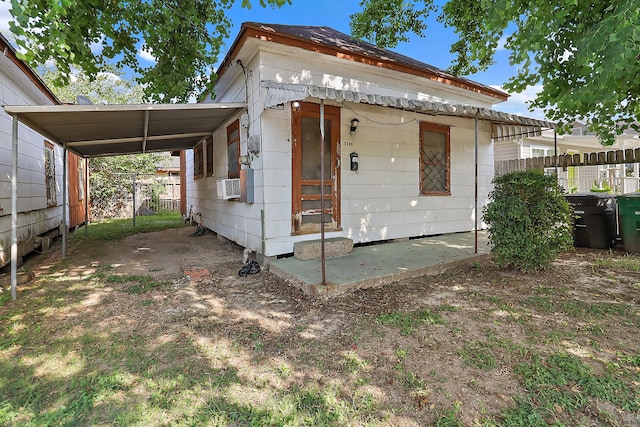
[350,117,360,136]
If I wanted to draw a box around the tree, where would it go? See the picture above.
[350,0,640,145]
[9,0,290,102]
[41,68,166,219]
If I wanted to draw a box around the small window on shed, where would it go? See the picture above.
[44,142,57,206]
[227,120,240,179]
[206,135,214,176]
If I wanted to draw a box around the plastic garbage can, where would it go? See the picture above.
[565,193,617,249]
[616,193,640,253]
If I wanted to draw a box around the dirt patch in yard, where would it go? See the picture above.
[2,226,640,426]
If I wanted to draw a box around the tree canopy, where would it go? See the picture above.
[351,0,640,145]
[9,0,290,103]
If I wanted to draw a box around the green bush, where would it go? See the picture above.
[483,170,573,272]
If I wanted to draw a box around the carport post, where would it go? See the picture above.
[11,114,19,301]
[62,142,67,258]
[132,173,137,227]
[84,158,89,236]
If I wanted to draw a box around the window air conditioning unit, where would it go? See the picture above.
[218,178,241,200]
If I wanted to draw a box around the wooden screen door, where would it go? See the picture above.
[291,102,341,234]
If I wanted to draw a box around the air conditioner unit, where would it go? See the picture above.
[217,178,241,200]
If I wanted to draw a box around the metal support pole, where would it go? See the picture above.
[10,115,19,301]
[84,158,89,236]
[320,99,326,285]
[132,173,137,227]
[62,143,67,257]
[474,111,479,254]
[554,130,559,188]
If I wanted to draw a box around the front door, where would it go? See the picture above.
[291,102,341,234]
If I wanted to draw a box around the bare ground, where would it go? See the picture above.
[5,226,640,425]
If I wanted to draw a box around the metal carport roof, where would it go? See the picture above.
[4,102,246,157]
[4,102,246,300]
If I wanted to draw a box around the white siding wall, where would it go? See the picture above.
[188,42,497,256]
[0,55,64,265]
[257,102,494,256]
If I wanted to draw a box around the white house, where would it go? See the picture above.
[185,23,551,258]
[0,34,87,269]
[495,122,640,193]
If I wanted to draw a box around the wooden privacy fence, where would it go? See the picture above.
[495,148,640,176]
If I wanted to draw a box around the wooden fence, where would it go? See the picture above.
[495,148,640,176]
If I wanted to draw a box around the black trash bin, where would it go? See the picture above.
[565,193,617,249]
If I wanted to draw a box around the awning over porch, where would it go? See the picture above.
[260,81,554,141]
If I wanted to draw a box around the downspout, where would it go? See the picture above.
[320,99,327,285]
[474,110,479,254]
[10,114,18,300]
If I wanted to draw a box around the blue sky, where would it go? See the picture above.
[0,0,543,119]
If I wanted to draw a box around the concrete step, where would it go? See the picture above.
[293,237,354,261]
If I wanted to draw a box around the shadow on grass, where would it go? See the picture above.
[1,232,640,426]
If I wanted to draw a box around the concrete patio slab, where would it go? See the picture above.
[269,231,491,298]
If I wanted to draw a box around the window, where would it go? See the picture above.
[44,142,57,206]
[206,135,214,176]
[193,142,204,179]
[227,120,240,178]
[77,158,85,201]
[530,146,556,158]
[419,122,450,196]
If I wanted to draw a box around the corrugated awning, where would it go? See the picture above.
[260,81,553,141]
[3,102,246,157]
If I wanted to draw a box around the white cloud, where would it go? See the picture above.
[492,84,548,120]
[90,35,105,55]
[138,47,156,63]
[0,2,12,34]
[496,34,509,51]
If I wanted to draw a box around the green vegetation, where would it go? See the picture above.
[70,212,185,242]
[483,170,573,272]
[351,0,640,145]
[2,219,639,426]
[376,309,445,336]
[9,0,291,102]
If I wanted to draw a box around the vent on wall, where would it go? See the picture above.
[217,178,241,200]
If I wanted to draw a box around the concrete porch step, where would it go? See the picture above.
[293,237,354,261]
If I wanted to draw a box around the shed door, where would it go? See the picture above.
[291,102,341,234]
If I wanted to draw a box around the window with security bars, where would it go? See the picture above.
[419,122,450,196]
[44,142,57,206]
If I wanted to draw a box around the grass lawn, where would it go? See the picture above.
[1,219,639,426]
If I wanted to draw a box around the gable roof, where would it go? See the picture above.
[0,33,59,105]
[218,22,508,102]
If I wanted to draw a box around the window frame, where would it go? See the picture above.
[205,135,214,177]
[419,121,451,196]
[44,141,57,206]
[227,120,240,179]
[193,142,204,180]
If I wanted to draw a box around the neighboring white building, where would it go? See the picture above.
[0,34,87,268]
[185,22,550,257]
[495,122,640,193]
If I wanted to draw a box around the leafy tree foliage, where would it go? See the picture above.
[40,66,144,105]
[9,0,290,102]
[483,170,573,272]
[350,0,640,145]
[41,68,166,219]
